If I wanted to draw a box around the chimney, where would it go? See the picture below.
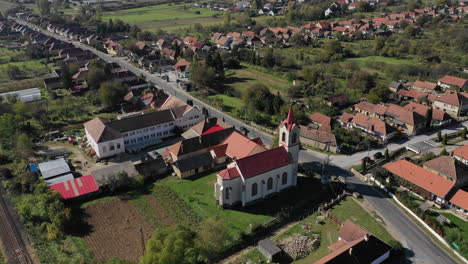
[364,234,369,241]
[349,248,353,255]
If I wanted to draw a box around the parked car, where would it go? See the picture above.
[401,157,412,161]
[373,152,383,159]
[361,156,372,163]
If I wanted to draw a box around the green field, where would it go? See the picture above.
[239,198,394,263]
[157,173,272,236]
[225,66,291,94]
[207,94,243,115]
[102,3,222,32]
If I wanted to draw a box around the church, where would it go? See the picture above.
[214,107,300,207]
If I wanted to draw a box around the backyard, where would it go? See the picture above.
[237,197,395,263]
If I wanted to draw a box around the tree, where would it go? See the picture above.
[190,62,217,88]
[16,133,34,161]
[86,66,107,89]
[437,130,442,142]
[461,127,467,139]
[362,159,367,171]
[13,102,31,124]
[357,1,371,12]
[442,134,448,145]
[197,218,230,260]
[36,0,51,16]
[384,149,389,159]
[6,64,22,80]
[440,148,449,156]
[141,226,200,264]
[223,11,231,26]
[251,0,259,10]
[367,83,390,103]
[324,40,343,54]
[98,81,124,108]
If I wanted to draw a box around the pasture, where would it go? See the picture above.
[102,3,222,32]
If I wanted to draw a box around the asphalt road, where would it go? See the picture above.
[13,18,462,264]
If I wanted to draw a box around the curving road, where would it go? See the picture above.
[12,18,462,264]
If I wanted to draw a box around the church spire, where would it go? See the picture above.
[281,105,298,131]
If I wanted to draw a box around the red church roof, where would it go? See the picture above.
[217,167,241,180]
[50,175,99,199]
[235,147,291,179]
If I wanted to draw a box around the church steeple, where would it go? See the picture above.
[279,105,300,165]
[280,106,299,132]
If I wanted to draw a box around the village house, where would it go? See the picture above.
[347,113,397,142]
[384,104,426,135]
[181,117,231,139]
[215,107,299,207]
[423,156,468,187]
[173,59,191,78]
[403,102,452,127]
[432,90,468,117]
[354,101,388,119]
[452,144,468,165]
[307,112,332,132]
[103,40,121,56]
[412,80,439,94]
[315,220,392,264]
[300,126,338,153]
[383,160,458,207]
[437,75,467,90]
[84,103,204,159]
[388,81,403,93]
[449,189,468,218]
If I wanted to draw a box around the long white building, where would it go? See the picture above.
[84,104,203,159]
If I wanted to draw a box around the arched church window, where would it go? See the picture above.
[267,178,273,190]
[282,172,288,185]
[282,132,286,142]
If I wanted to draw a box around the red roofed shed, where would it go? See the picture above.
[50,175,99,199]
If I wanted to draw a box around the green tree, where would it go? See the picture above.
[384,149,389,159]
[251,0,258,10]
[86,66,107,89]
[16,133,33,161]
[190,62,217,88]
[98,80,124,108]
[440,148,449,156]
[223,11,231,26]
[362,159,367,171]
[367,84,390,103]
[442,134,448,145]
[373,37,385,55]
[437,130,442,142]
[324,40,343,54]
[6,64,22,80]
[13,102,31,124]
[141,226,200,264]
[0,114,18,152]
[197,218,230,260]
[461,127,467,139]
[36,0,51,16]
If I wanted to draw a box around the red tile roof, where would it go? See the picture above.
[434,91,468,107]
[217,167,241,180]
[235,147,291,179]
[432,108,450,121]
[354,102,388,116]
[438,75,467,88]
[300,127,337,147]
[412,80,438,91]
[352,113,393,135]
[397,89,427,100]
[423,155,468,181]
[338,220,370,242]
[452,145,468,160]
[50,175,99,199]
[338,112,354,124]
[386,104,424,126]
[450,189,468,210]
[403,102,429,117]
[383,160,455,197]
[173,58,191,72]
[221,131,265,159]
[308,112,331,127]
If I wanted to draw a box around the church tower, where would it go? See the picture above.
[278,106,300,166]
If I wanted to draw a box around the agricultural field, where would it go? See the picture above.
[82,197,154,263]
[102,3,223,32]
[237,197,395,263]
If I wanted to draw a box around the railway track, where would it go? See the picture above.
[0,190,34,264]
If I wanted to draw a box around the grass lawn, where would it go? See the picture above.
[440,212,468,241]
[225,66,291,94]
[207,94,243,115]
[156,173,272,236]
[261,198,394,263]
[102,3,222,32]
[0,59,50,82]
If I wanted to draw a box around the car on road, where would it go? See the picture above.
[373,152,383,159]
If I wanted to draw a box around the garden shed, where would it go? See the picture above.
[258,238,282,262]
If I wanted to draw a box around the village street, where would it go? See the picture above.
[12,18,463,264]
